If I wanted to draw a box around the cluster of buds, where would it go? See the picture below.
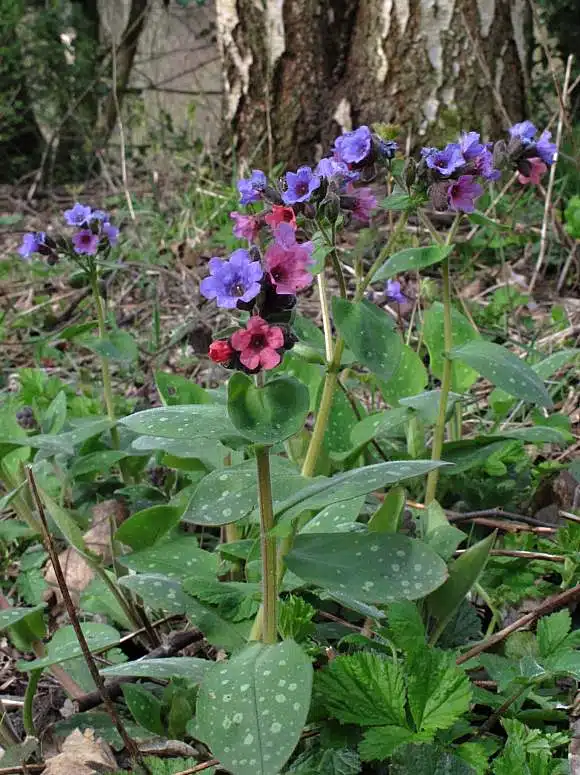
[18,203,119,266]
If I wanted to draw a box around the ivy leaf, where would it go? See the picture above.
[196,640,313,775]
[315,651,408,727]
[406,649,472,734]
[450,341,553,408]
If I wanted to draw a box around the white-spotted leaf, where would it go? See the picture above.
[119,536,217,581]
[196,639,313,775]
[286,532,448,603]
[372,245,453,282]
[119,405,243,441]
[101,657,211,682]
[300,497,365,534]
[17,623,119,671]
[379,345,428,405]
[424,302,479,393]
[0,604,45,632]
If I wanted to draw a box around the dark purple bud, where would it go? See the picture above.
[492,139,508,169]
[429,182,451,212]
[16,406,36,430]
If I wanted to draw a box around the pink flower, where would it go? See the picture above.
[209,340,234,364]
[517,157,547,185]
[264,225,313,294]
[231,316,284,370]
[230,211,260,242]
[72,229,100,255]
[265,205,297,231]
[346,184,377,223]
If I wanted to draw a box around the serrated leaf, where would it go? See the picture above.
[380,193,412,211]
[372,245,454,283]
[286,532,448,603]
[391,743,477,774]
[537,610,572,659]
[316,651,407,727]
[359,726,423,762]
[119,405,243,441]
[333,298,402,381]
[119,535,217,581]
[196,640,313,775]
[288,746,361,775]
[122,684,165,736]
[183,456,306,526]
[379,345,428,405]
[450,341,553,408]
[114,505,182,550]
[407,649,471,734]
[386,601,426,654]
[17,623,119,671]
[424,303,480,393]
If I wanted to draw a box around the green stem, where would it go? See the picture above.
[424,214,461,505]
[358,213,408,297]
[89,269,120,450]
[254,444,277,644]
[23,669,41,736]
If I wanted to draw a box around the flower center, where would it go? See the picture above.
[270,267,287,282]
[295,181,308,196]
[229,282,246,297]
[250,334,266,349]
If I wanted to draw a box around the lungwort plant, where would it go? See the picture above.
[3,118,579,774]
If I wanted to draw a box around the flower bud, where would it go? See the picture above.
[428,182,451,212]
[319,192,341,223]
[404,157,417,189]
[492,139,508,169]
[209,339,234,365]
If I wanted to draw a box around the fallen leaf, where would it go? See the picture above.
[42,728,117,774]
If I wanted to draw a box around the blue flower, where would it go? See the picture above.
[282,166,321,205]
[473,146,501,180]
[64,203,92,226]
[377,139,399,160]
[102,222,119,245]
[314,157,358,181]
[424,143,465,176]
[200,249,263,309]
[509,121,537,145]
[459,131,484,160]
[237,170,267,205]
[72,230,99,255]
[18,232,46,258]
[385,279,406,304]
[334,125,372,164]
[535,130,557,166]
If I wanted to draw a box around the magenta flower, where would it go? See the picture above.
[424,143,465,177]
[18,232,46,258]
[230,211,260,242]
[231,316,284,370]
[447,175,483,213]
[64,203,92,227]
[346,184,377,223]
[517,157,547,185]
[200,249,263,309]
[264,225,313,294]
[333,126,372,164]
[282,166,321,205]
[72,230,100,255]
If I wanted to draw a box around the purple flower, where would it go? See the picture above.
[314,157,358,182]
[536,130,557,166]
[385,279,406,304]
[18,232,46,258]
[459,131,484,160]
[473,146,501,180]
[64,203,92,227]
[447,175,483,213]
[424,143,465,177]
[509,121,537,144]
[282,166,321,205]
[72,229,100,255]
[102,222,119,245]
[200,249,263,309]
[237,170,267,206]
[91,210,108,222]
[377,139,399,160]
[333,125,372,164]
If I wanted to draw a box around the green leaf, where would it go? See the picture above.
[316,651,407,726]
[450,341,553,408]
[54,711,152,750]
[300,497,364,534]
[131,435,229,469]
[0,433,74,456]
[286,532,448,603]
[18,623,119,671]
[368,487,406,533]
[407,649,471,734]
[372,245,454,283]
[424,303,480,392]
[380,193,413,211]
[183,456,306,526]
[490,426,568,444]
[400,389,462,426]
[122,684,165,736]
[83,330,139,364]
[0,605,45,632]
[196,640,313,775]
[119,405,242,441]
[114,505,181,551]
[277,460,450,523]
[386,601,426,654]
[288,746,361,775]
[43,390,67,434]
[333,298,402,381]
[359,727,423,762]
[323,384,359,457]
[155,371,213,405]
[227,373,310,444]
[349,409,409,450]
[391,743,477,774]
[37,488,88,555]
[379,345,428,405]
[71,450,130,477]
[537,610,572,659]
[119,536,217,581]
[281,353,324,412]
[427,532,495,637]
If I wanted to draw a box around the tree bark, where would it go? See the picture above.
[216,0,531,169]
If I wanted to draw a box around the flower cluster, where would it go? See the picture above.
[504,121,557,185]
[18,203,119,263]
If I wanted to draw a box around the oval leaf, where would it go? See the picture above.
[119,405,242,441]
[0,604,46,632]
[450,341,553,407]
[424,302,480,393]
[379,345,428,405]
[227,373,309,444]
[101,657,211,682]
[114,505,182,551]
[18,623,120,671]
[196,639,313,775]
[372,245,454,282]
[286,532,448,603]
[119,536,217,581]
[333,298,402,381]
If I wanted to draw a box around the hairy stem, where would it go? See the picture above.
[254,445,277,645]
[23,669,41,737]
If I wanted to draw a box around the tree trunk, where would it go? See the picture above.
[216,0,531,169]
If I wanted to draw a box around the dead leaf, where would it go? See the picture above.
[44,500,128,606]
[42,728,117,774]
